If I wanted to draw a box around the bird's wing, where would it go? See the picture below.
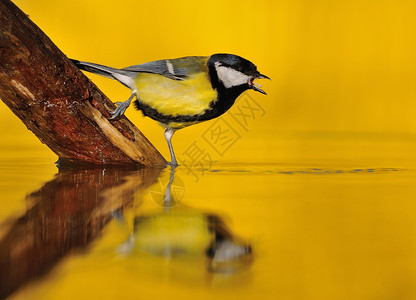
[122,56,209,81]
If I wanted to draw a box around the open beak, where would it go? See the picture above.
[257,73,271,80]
[250,73,271,95]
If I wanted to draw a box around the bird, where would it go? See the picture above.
[71,54,270,166]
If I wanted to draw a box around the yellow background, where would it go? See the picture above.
[2,0,416,162]
[2,1,416,300]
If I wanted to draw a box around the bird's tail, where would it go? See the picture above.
[71,59,136,89]
[70,59,118,79]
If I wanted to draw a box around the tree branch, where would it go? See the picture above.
[0,0,166,166]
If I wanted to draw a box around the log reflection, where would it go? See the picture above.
[0,164,161,299]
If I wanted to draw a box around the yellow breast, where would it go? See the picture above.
[134,72,218,117]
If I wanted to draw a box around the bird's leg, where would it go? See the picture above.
[163,165,177,210]
[164,127,178,166]
[109,90,137,120]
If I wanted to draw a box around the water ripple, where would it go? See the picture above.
[203,164,407,176]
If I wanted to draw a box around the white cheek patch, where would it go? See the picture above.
[214,62,250,88]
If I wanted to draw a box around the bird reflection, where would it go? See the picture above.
[118,166,253,273]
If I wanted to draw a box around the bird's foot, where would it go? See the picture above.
[108,92,136,120]
[169,160,179,168]
[109,101,129,120]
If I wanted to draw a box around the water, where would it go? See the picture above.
[2,136,416,299]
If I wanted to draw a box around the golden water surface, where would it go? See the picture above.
[1,132,416,300]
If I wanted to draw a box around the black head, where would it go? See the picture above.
[208,53,270,95]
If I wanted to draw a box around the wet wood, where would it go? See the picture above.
[0,0,166,166]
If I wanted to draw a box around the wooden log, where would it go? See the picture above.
[0,0,166,166]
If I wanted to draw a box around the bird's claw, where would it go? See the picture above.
[108,92,135,120]
[169,160,179,167]
[109,102,128,120]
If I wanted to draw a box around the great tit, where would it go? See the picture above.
[71,54,270,166]
[117,211,252,273]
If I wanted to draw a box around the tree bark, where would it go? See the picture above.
[0,0,166,166]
